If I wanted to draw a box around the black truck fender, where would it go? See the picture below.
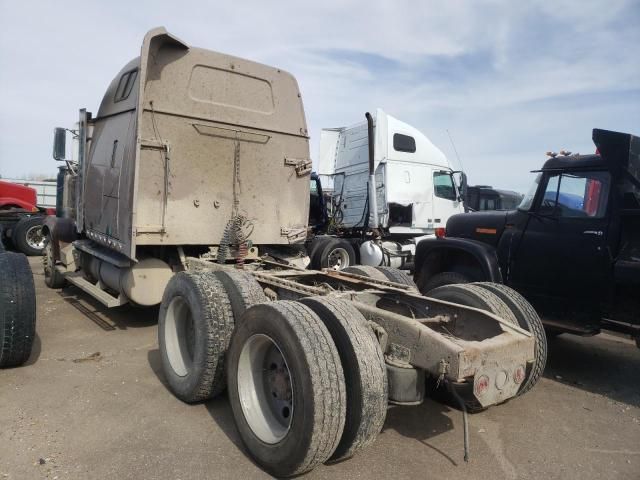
[413,237,503,292]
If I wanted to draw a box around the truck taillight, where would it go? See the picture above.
[474,374,490,397]
[513,365,526,385]
[435,227,446,238]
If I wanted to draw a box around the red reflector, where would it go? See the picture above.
[474,375,490,397]
[513,366,526,385]
[435,227,446,238]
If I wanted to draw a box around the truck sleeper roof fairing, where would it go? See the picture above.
[80,27,311,260]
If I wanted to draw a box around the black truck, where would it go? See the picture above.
[465,185,523,212]
[414,129,640,346]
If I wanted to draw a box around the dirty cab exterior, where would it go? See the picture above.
[43,28,544,477]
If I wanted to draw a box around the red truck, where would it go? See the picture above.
[0,180,52,256]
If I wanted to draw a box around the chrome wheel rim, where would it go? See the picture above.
[327,247,350,271]
[26,225,45,249]
[237,334,293,444]
[164,296,196,377]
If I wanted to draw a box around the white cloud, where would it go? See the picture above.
[0,0,638,192]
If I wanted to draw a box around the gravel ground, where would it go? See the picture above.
[1,257,638,479]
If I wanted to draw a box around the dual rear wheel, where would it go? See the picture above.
[158,270,387,477]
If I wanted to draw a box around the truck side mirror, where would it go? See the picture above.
[53,127,66,161]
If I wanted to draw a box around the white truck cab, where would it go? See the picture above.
[313,109,464,269]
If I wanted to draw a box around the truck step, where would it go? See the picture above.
[64,272,128,308]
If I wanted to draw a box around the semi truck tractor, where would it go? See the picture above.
[308,110,466,272]
[44,28,545,476]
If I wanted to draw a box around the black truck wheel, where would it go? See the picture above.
[300,296,387,461]
[42,239,65,289]
[226,301,346,477]
[0,251,36,368]
[213,269,268,321]
[342,265,388,281]
[317,238,356,271]
[418,271,470,294]
[13,216,45,256]
[158,271,234,403]
[425,283,519,412]
[473,282,547,396]
[428,283,518,327]
[374,266,417,289]
[307,236,332,267]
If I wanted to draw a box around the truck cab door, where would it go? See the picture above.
[510,170,612,309]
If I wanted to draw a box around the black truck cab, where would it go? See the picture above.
[414,129,640,343]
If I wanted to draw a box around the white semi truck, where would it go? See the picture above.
[308,109,466,271]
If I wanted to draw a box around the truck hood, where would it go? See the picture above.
[446,210,510,247]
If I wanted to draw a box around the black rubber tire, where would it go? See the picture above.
[374,266,417,289]
[13,216,45,256]
[158,271,234,403]
[307,236,331,267]
[342,265,389,281]
[309,236,335,269]
[426,283,519,412]
[300,296,387,461]
[419,271,470,295]
[42,239,65,289]
[428,283,519,327]
[214,269,268,321]
[317,238,357,271]
[473,282,547,396]
[0,251,36,368]
[227,301,346,477]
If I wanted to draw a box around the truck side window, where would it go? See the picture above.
[115,69,138,102]
[393,134,416,153]
[540,171,610,218]
[433,172,457,201]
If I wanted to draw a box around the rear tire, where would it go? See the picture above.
[309,236,334,268]
[214,269,268,321]
[317,239,356,271]
[13,216,45,256]
[342,265,388,281]
[374,266,417,289]
[300,297,387,461]
[419,271,470,294]
[158,271,234,403]
[0,252,36,368]
[226,301,346,477]
[473,282,547,396]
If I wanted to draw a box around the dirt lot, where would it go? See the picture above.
[1,257,639,479]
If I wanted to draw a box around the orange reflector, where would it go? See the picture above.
[475,227,497,235]
[435,227,446,238]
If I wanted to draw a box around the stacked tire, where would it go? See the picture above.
[0,250,37,368]
[157,269,388,477]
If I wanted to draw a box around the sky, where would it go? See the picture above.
[0,0,638,192]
